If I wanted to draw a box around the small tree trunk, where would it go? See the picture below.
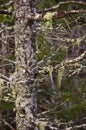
[14,0,37,130]
[1,24,9,75]
[0,24,9,130]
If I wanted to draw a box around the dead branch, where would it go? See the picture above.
[65,51,86,64]
[37,1,86,13]
[66,123,86,130]
[0,63,13,69]
[0,73,9,82]
[0,0,14,8]
[0,9,12,15]
[26,9,86,22]
[54,9,86,18]
[55,51,86,70]
[2,119,15,130]
[0,9,86,21]
[4,59,15,65]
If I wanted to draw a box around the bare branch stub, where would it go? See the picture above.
[0,73,9,82]
[0,9,12,15]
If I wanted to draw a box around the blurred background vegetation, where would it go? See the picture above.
[0,0,86,129]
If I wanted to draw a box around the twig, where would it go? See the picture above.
[55,51,86,70]
[45,35,86,43]
[26,9,86,22]
[54,10,86,18]
[65,51,86,64]
[2,119,15,130]
[0,73,9,82]
[0,0,14,8]
[37,1,86,13]
[4,59,15,66]
[0,63,13,68]
[48,125,58,130]
[0,9,12,15]
[37,99,69,116]
[66,123,86,130]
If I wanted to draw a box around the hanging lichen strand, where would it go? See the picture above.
[14,0,37,130]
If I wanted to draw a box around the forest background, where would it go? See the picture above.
[0,0,86,130]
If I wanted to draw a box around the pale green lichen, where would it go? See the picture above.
[44,12,54,28]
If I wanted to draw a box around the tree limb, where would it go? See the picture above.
[26,9,86,21]
[55,51,86,69]
[37,1,86,13]
[65,51,86,64]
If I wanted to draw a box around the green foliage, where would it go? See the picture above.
[37,34,52,62]
[1,101,14,111]
[0,14,14,25]
[36,0,57,10]
[7,54,16,61]
[50,46,68,65]
[0,0,9,5]
[58,101,86,122]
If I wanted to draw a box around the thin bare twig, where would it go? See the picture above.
[0,63,13,68]
[0,0,14,8]
[55,51,86,70]
[2,119,15,130]
[66,123,86,130]
[37,1,86,13]
[0,73,9,82]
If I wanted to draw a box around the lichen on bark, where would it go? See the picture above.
[14,0,37,129]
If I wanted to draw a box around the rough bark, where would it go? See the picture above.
[0,24,6,130]
[1,24,9,75]
[14,0,37,130]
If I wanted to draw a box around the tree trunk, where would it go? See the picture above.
[0,23,8,130]
[14,0,37,130]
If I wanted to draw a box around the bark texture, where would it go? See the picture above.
[0,24,6,130]
[14,0,37,130]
